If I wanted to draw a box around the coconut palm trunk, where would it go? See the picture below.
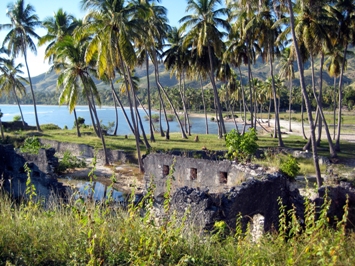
[22,48,41,131]
[12,86,25,127]
[269,46,284,147]
[181,72,191,135]
[335,46,348,152]
[110,80,135,135]
[87,94,109,165]
[73,108,81,137]
[238,66,247,134]
[305,55,337,158]
[124,63,143,172]
[333,76,337,140]
[152,50,187,139]
[207,44,226,138]
[288,77,293,132]
[287,0,322,186]
[301,96,307,140]
[199,74,209,134]
[112,92,118,136]
[247,56,254,129]
[145,53,155,142]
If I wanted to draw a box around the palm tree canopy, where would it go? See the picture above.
[0,58,28,98]
[0,0,41,58]
[39,8,80,64]
[53,35,100,112]
[179,0,230,58]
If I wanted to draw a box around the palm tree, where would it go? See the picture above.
[277,47,295,132]
[251,2,284,147]
[39,10,83,136]
[295,1,336,158]
[38,8,80,63]
[327,0,355,151]
[283,0,322,186]
[0,58,28,127]
[134,1,188,140]
[52,35,109,165]
[80,0,146,172]
[324,44,347,139]
[0,0,42,131]
[180,0,230,139]
[224,20,249,133]
[163,27,191,136]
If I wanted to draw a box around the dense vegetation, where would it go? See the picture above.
[0,166,354,265]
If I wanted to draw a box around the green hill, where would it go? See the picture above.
[1,56,354,106]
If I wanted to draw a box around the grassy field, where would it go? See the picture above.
[0,187,354,265]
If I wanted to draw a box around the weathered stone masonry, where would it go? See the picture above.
[143,153,355,232]
[143,152,267,196]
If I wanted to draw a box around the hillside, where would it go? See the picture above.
[1,55,354,106]
[25,55,355,93]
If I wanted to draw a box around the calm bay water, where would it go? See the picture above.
[1,104,241,135]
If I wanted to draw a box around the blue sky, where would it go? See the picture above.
[0,0,189,77]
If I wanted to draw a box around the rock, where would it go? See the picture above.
[0,144,66,199]
[293,150,312,159]
[153,175,305,232]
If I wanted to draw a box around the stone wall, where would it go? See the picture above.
[2,121,36,131]
[143,152,355,233]
[39,139,127,165]
[143,153,266,196]
[0,145,65,199]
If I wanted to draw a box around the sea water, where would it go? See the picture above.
[1,104,242,135]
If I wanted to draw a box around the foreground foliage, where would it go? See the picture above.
[0,178,354,265]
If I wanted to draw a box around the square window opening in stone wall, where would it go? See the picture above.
[219,171,228,184]
[162,165,170,177]
[190,168,197,180]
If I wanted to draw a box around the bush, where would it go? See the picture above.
[12,115,21,122]
[225,128,258,162]
[19,136,44,154]
[57,150,87,172]
[149,114,160,122]
[41,123,61,130]
[279,155,300,179]
[74,117,85,128]
[167,114,174,121]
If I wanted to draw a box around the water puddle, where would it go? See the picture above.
[59,178,127,203]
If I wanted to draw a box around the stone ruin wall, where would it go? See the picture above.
[143,153,355,233]
[143,153,267,196]
[0,144,65,199]
[39,139,127,165]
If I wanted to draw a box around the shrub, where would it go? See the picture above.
[225,128,258,162]
[167,114,174,121]
[74,117,85,128]
[279,155,300,179]
[150,114,160,122]
[19,136,44,154]
[57,150,87,172]
[41,123,61,130]
[12,115,21,122]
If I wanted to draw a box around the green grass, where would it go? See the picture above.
[3,121,355,177]
[0,182,355,265]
